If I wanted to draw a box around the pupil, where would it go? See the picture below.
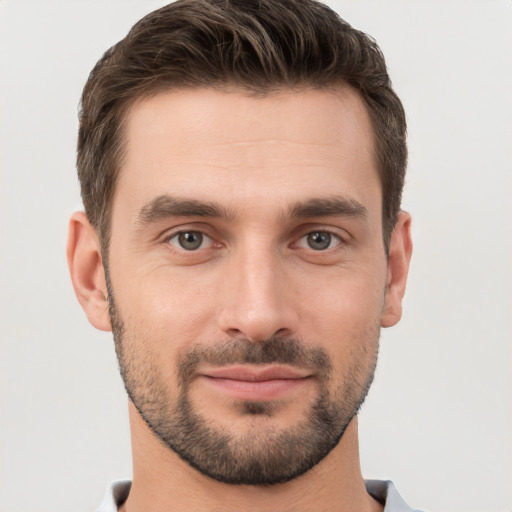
[179,231,202,250]
[308,232,331,250]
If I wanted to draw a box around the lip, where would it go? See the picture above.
[199,365,312,400]
[202,365,310,381]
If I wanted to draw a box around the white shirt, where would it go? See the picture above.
[96,479,422,511]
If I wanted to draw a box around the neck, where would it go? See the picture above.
[120,403,382,512]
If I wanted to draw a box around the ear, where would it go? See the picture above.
[67,211,112,331]
[381,211,413,328]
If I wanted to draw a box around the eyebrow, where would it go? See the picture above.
[137,194,367,227]
[289,196,367,220]
[137,195,234,225]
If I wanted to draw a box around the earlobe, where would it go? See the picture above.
[381,211,413,328]
[67,211,112,332]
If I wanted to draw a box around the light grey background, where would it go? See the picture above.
[0,1,511,511]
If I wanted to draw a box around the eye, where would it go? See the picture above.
[168,231,212,251]
[297,231,341,251]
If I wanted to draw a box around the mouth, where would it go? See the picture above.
[198,365,312,400]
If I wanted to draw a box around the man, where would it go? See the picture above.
[67,0,415,510]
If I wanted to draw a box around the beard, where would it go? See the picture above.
[107,280,379,486]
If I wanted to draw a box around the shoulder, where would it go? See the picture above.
[365,480,424,512]
[96,480,131,512]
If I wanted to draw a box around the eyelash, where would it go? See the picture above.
[294,230,344,251]
[161,224,351,264]
[162,227,347,253]
[166,230,215,251]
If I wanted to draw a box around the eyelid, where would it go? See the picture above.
[294,230,343,250]
[159,222,215,240]
[291,223,350,244]
[167,230,214,250]
[159,223,222,250]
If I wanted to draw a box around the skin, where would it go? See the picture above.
[68,85,412,512]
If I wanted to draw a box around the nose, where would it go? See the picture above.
[217,245,299,342]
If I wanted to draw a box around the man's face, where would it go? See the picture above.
[106,86,391,484]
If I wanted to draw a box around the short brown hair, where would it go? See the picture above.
[77,0,407,253]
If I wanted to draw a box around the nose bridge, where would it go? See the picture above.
[242,242,278,308]
[218,236,297,341]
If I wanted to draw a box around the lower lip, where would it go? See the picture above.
[200,376,310,400]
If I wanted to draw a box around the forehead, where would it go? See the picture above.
[115,86,380,216]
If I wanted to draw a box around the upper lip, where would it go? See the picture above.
[201,365,310,382]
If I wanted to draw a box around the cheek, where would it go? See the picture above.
[300,269,385,356]
[113,264,219,353]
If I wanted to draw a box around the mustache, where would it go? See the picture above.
[177,337,332,384]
